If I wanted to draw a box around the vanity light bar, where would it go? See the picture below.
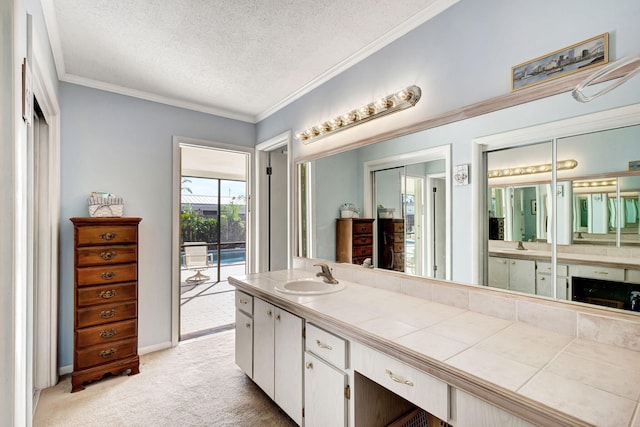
[573,179,617,188]
[487,159,578,178]
[295,85,422,144]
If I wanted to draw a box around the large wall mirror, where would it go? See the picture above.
[485,123,640,312]
[296,140,451,280]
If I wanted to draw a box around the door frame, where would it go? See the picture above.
[171,136,253,346]
[363,145,452,279]
[255,131,292,273]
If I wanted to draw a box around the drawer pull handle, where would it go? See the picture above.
[539,276,545,281]
[245,323,251,329]
[239,298,248,304]
[385,369,414,387]
[100,232,117,241]
[99,348,117,358]
[316,339,333,350]
[276,314,281,321]
[100,309,116,319]
[267,310,272,317]
[593,271,609,275]
[99,251,117,260]
[100,271,117,280]
[306,362,313,369]
[99,329,117,338]
[99,289,117,299]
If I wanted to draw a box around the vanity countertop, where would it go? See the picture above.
[229,269,640,427]
[489,247,640,270]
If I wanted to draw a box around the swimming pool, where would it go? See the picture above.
[181,247,246,266]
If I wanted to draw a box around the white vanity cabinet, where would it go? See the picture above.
[536,262,569,300]
[304,324,349,427]
[253,298,304,425]
[351,342,449,422]
[488,257,535,294]
[234,291,253,377]
[455,389,535,427]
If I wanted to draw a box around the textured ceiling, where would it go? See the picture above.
[43,0,457,122]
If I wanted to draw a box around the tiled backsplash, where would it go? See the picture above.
[293,257,640,353]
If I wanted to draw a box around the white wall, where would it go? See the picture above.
[58,83,255,368]
[257,0,640,283]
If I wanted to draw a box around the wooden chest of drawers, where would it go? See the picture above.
[378,218,405,272]
[70,217,142,392]
[335,218,375,265]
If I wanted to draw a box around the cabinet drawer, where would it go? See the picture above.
[235,290,253,315]
[352,246,373,258]
[352,342,448,421]
[76,301,137,328]
[353,222,373,235]
[77,263,137,286]
[393,243,404,253]
[75,337,137,370]
[306,323,347,370]
[76,225,138,246]
[626,269,640,283]
[393,222,404,233]
[77,282,137,307]
[537,262,568,276]
[75,319,137,348]
[76,245,137,267]
[570,265,624,282]
[353,235,373,246]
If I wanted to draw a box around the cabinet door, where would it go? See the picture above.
[488,257,509,289]
[274,307,304,426]
[253,299,275,398]
[304,352,347,427]
[535,274,553,298]
[509,259,536,294]
[235,309,253,377]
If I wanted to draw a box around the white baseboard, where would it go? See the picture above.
[139,341,172,355]
[58,365,72,376]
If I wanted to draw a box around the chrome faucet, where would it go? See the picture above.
[314,263,339,284]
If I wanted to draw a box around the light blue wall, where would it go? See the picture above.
[58,83,255,367]
[258,0,640,282]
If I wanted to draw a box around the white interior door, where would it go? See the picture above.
[269,150,288,271]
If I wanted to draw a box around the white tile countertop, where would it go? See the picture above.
[229,268,640,427]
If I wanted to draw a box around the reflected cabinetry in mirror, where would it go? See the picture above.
[336,218,375,265]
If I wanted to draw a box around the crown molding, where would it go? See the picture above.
[60,73,256,123]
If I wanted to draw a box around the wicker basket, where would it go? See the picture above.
[88,196,124,217]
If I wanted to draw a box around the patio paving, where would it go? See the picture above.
[180,263,246,340]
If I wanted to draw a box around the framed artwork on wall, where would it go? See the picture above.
[511,33,609,91]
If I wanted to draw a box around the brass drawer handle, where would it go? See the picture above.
[316,339,333,350]
[99,348,117,358]
[99,251,117,260]
[99,289,117,299]
[99,329,117,338]
[100,271,117,280]
[100,309,116,319]
[100,232,117,241]
[306,362,313,369]
[385,369,414,387]
[239,298,248,305]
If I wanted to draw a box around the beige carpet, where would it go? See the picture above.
[34,330,297,426]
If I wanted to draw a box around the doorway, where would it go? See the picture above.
[175,141,251,341]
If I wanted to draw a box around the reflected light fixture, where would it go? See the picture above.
[295,85,422,144]
[488,159,578,178]
[573,179,617,188]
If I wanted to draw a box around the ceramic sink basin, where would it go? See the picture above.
[274,278,346,295]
